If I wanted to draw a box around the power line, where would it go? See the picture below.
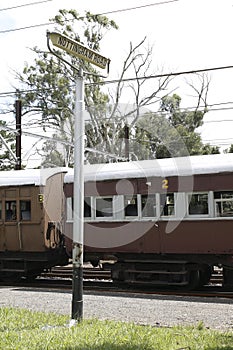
[0,0,179,34]
[0,21,54,34]
[204,119,233,123]
[0,125,127,161]
[1,63,233,97]
[0,0,52,12]
[101,64,233,85]
[203,137,233,144]
[98,0,179,15]
[3,100,233,119]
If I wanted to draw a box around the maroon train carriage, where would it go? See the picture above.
[64,153,233,289]
[0,168,69,281]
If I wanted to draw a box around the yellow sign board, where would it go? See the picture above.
[48,32,110,70]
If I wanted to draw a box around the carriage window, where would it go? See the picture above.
[20,200,31,220]
[5,200,17,221]
[96,197,113,217]
[84,197,92,218]
[188,193,208,215]
[160,193,174,216]
[124,195,138,216]
[214,191,233,217]
[66,197,73,220]
[141,194,156,217]
[67,197,92,220]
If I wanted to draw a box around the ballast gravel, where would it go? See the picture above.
[0,287,233,330]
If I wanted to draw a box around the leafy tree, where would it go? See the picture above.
[133,94,219,159]
[83,37,174,163]
[0,120,17,170]
[202,144,220,155]
[41,143,65,167]
[6,10,217,166]
[11,8,178,166]
[13,9,118,167]
[224,144,233,153]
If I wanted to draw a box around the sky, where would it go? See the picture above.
[1,0,233,167]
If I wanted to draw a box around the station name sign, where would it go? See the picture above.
[48,32,110,70]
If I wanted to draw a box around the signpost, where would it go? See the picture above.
[47,31,110,321]
[49,32,110,71]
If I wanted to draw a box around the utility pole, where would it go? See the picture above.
[15,100,22,170]
[124,123,129,161]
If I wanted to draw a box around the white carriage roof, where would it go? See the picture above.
[1,153,233,187]
[0,167,68,187]
[64,153,233,183]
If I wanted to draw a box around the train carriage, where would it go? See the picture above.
[0,168,69,281]
[64,153,233,289]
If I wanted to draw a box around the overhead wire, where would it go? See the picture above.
[0,21,55,34]
[98,0,179,15]
[0,1,232,146]
[0,0,52,12]
[0,0,179,34]
[1,63,233,96]
[100,64,233,86]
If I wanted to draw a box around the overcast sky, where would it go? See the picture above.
[1,0,233,166]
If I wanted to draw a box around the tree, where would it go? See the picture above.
[133,93,219,159]
[0,120,17,170]
[6,9,216,166]
[12,9,118,167]
[202,144,220,155]
[83,37,174,163]
[10,8,179,166]
[224,144,233,154]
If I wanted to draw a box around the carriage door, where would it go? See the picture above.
[3,187,41,252]
[4,189,20,251]
[18,187,44,251]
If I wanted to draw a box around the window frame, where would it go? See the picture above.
[186,192,210,217]
[214,191,233,217]
[5,200,17,221]
[20,200,31,221]
[124,194,139,218]
[140,194,157,219]
[94,196,114,220]
[159,192,175,217]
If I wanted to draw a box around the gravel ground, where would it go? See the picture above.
[1,287,233,330]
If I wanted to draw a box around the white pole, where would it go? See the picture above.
[72,68,84,321]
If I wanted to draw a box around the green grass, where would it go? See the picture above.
[0,307,233,350]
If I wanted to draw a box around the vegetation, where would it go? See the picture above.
[14,10,216,165]
[0,307,233,350]
[0,120,17,170]
[0,9,222,168]
[13,9,118,168]
[134,94,220,160]
[224,144,233,153]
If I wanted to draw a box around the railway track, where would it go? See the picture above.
[38,265,233,300]
[1,276,233,300]
[1,264,232,299]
